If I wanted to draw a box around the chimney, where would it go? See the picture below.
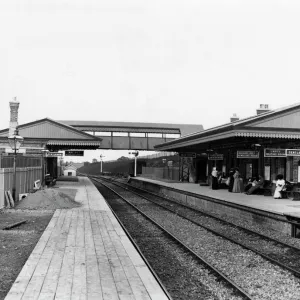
[9,97,20,136]
[256,104,270,115]
[230,113,239,122]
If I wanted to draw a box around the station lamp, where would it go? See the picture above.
[8,128,24,201]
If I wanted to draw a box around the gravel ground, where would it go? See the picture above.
[96,182,246,300]
[105,182,300,300]
[131,190,300,270]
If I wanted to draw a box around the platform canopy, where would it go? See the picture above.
[154,102,300,153]
[0,118,102,152]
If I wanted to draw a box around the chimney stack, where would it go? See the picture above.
[230,113,239,122]
[9,97,20,136]
[257,104,270,115]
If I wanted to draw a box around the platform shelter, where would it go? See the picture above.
[0,118,102,208]
[155,103,300,184]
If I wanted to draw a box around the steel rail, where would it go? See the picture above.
[96,176,300,278]
[93,177,254,300]
[105,176,300,252]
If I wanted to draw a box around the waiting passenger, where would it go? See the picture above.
[232,168,244,193]
[274,174,285,199]
[211,167,219,190]
[228,168,235,192]
[245,175,265,195]
[245,177,258,193]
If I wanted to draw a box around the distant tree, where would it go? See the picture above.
[92,158,98,163]
[117,156,130,161]
[84,161,90,166]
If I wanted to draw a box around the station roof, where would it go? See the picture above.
[58,120,203,136]
[0,118,102,150]
[155,102,300,152]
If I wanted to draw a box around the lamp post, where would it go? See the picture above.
[129,151,139,177]
[100,154,105,174]
[8,128,24,201]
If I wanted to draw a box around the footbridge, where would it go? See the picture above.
[59,121,203,150]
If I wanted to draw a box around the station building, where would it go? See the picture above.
[155,103,300,184]
[0,117,102,208]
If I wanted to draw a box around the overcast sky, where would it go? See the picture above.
[1,0,300,162]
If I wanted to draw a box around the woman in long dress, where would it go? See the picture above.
[232,168,244,193]
[274,174,285,199]
[211,167,218,190]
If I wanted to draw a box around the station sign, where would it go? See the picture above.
[287,149,300,156]
[237,151,259,159]
[179,152,196,158]
[264,149,286,157]
[65,150,84,156]
[46,152,63,157]
[208,153,224,160]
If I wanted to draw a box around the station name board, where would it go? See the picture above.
[46,152,63,157]
[286,149,300,156]
[237,151,259,158]
[65,150,84,156]
[264,148,300,157]
[208,153,224,160]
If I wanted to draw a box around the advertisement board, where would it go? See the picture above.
[208,153,224,160]
[286,149,300,156]
[237,151,259,158]
[65,150,84,156]
[264,149,286,157]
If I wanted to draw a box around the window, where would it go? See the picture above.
[112,132,128,137]
[130,133,145,137]
[95,132,111,136]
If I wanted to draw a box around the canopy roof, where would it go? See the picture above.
[0,118,102,151]
[155,102,300,152]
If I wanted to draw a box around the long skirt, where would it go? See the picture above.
[274,187,282,198]
[232,178,244,193]
[212,176,218,190]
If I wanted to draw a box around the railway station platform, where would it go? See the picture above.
[129,177,300,237]
[5,177,169,300]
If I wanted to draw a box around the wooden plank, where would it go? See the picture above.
[135,265,169,300]
[54,210,75,300]
[55,246,76,300]
[84,210,103,299]
[71,246,87,300]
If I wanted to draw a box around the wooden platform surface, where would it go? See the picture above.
[5,177,169,300]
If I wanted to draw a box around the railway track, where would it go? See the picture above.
[89,175,300,299]
[93,177,253,300]
[101,177,300,277]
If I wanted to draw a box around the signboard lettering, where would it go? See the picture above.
[46,152,63,157]
[208,153,224,160]
[287,149,300,156]
[65,150,84,156]
[237,151,259,159]
[179,152,196,158]
[264,149,286,157]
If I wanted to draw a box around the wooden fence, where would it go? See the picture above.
[0,167,42,208]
